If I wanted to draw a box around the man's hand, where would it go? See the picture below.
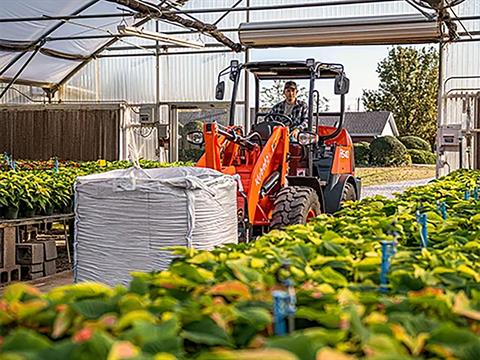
[290,128,300,140]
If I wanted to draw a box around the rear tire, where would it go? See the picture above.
[271,186,321,230]
[341,182,357,202]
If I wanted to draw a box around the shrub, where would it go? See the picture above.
[399,136,431,151]
[408,149,436,165]
[369,136,411,167]
[354,142,370,167]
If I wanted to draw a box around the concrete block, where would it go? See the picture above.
[1,227,17,268]
[42,240,57,261]
[20,265,44,280]
[43,260,56,276]
[0,266,21,284]
[16,243,44,265]
[20,268,43,281]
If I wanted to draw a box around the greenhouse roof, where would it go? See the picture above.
[0,0,475,93]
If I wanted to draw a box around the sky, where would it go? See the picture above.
[249,45,393,111]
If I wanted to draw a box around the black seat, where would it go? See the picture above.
[249,120,285,144]
[250,122,273,141]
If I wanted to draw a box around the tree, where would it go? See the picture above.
[260,80,329,111]
[362,46,439,145]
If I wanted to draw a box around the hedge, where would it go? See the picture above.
[369,136,411,167]
[353,142,370,167]
[400,136,432,151]
[408,149,436,165]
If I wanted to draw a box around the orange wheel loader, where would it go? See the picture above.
[187,59,361,241]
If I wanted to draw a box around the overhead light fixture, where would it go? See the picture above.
[117,25,204,49]
[239,14,441,48]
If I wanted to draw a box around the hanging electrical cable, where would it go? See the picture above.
[409,0,467,10]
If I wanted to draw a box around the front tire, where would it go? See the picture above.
[341,182,357,202]
[271,186,321,229]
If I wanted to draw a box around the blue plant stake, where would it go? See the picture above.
[54,157,59,174]
[464,190,471,200]
[437,201,447,220]
[474,187,479,200]
[3,152,13,169]
[11,160,16,172]
[416,211,428,248]
[272,291,288,335]
[273,263,297,335]
[380,241,397,293]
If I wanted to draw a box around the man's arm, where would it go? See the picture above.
[297,102,309,131]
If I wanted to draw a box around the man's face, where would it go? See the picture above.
[284,87,297,104]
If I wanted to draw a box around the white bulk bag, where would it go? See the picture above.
[74,166,238,286]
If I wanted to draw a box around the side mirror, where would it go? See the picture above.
[334,75,350,95]
[215,81,225,100]
[186,131,204,146]
[298,131,319,146]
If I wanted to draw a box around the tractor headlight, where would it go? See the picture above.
[186,131,204,145]
[298,131,318,145]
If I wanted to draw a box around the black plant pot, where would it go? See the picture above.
[5,206,19,219]
[41,205,54,216]
[23,207,36,218]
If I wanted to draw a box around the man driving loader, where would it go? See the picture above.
[269,81,308,137]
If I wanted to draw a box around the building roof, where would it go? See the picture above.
[317,111,398,137]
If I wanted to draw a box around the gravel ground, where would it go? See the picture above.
[361,178,434,199]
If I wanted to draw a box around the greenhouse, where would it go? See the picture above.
[0,1,480,359]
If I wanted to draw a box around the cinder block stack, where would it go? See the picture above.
[16,240,57,280]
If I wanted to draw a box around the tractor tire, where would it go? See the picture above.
[271,186,321,230]
[341,182,357,202]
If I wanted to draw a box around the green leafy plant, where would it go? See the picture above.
[353,142,370,167]
[0,159,193,218]
[408,149,436,165]
[369,136,411,166]
[2,169,480,359]
[400,136,432,151]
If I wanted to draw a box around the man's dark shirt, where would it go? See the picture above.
[270,99,308,130]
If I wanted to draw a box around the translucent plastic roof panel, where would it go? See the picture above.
[0,0,139,87]
[0,0,87,41]
[1,0,471,91]
[249,0,417,22]
[46,1,135,56]
[2,52,82,85]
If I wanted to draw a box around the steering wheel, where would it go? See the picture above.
[264,112,293,127]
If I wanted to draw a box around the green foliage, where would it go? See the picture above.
[362,46,439,145]
[400,136,432,151]
[408,149,436,165]
[353,141,370,167]
[3,170,480,359]
[369,136,412,166]
[0,159,192,218]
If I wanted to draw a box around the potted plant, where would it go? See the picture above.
[0,173,22,219]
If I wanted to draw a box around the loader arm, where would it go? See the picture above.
[246,126,289,224]
[197,123,240,173]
